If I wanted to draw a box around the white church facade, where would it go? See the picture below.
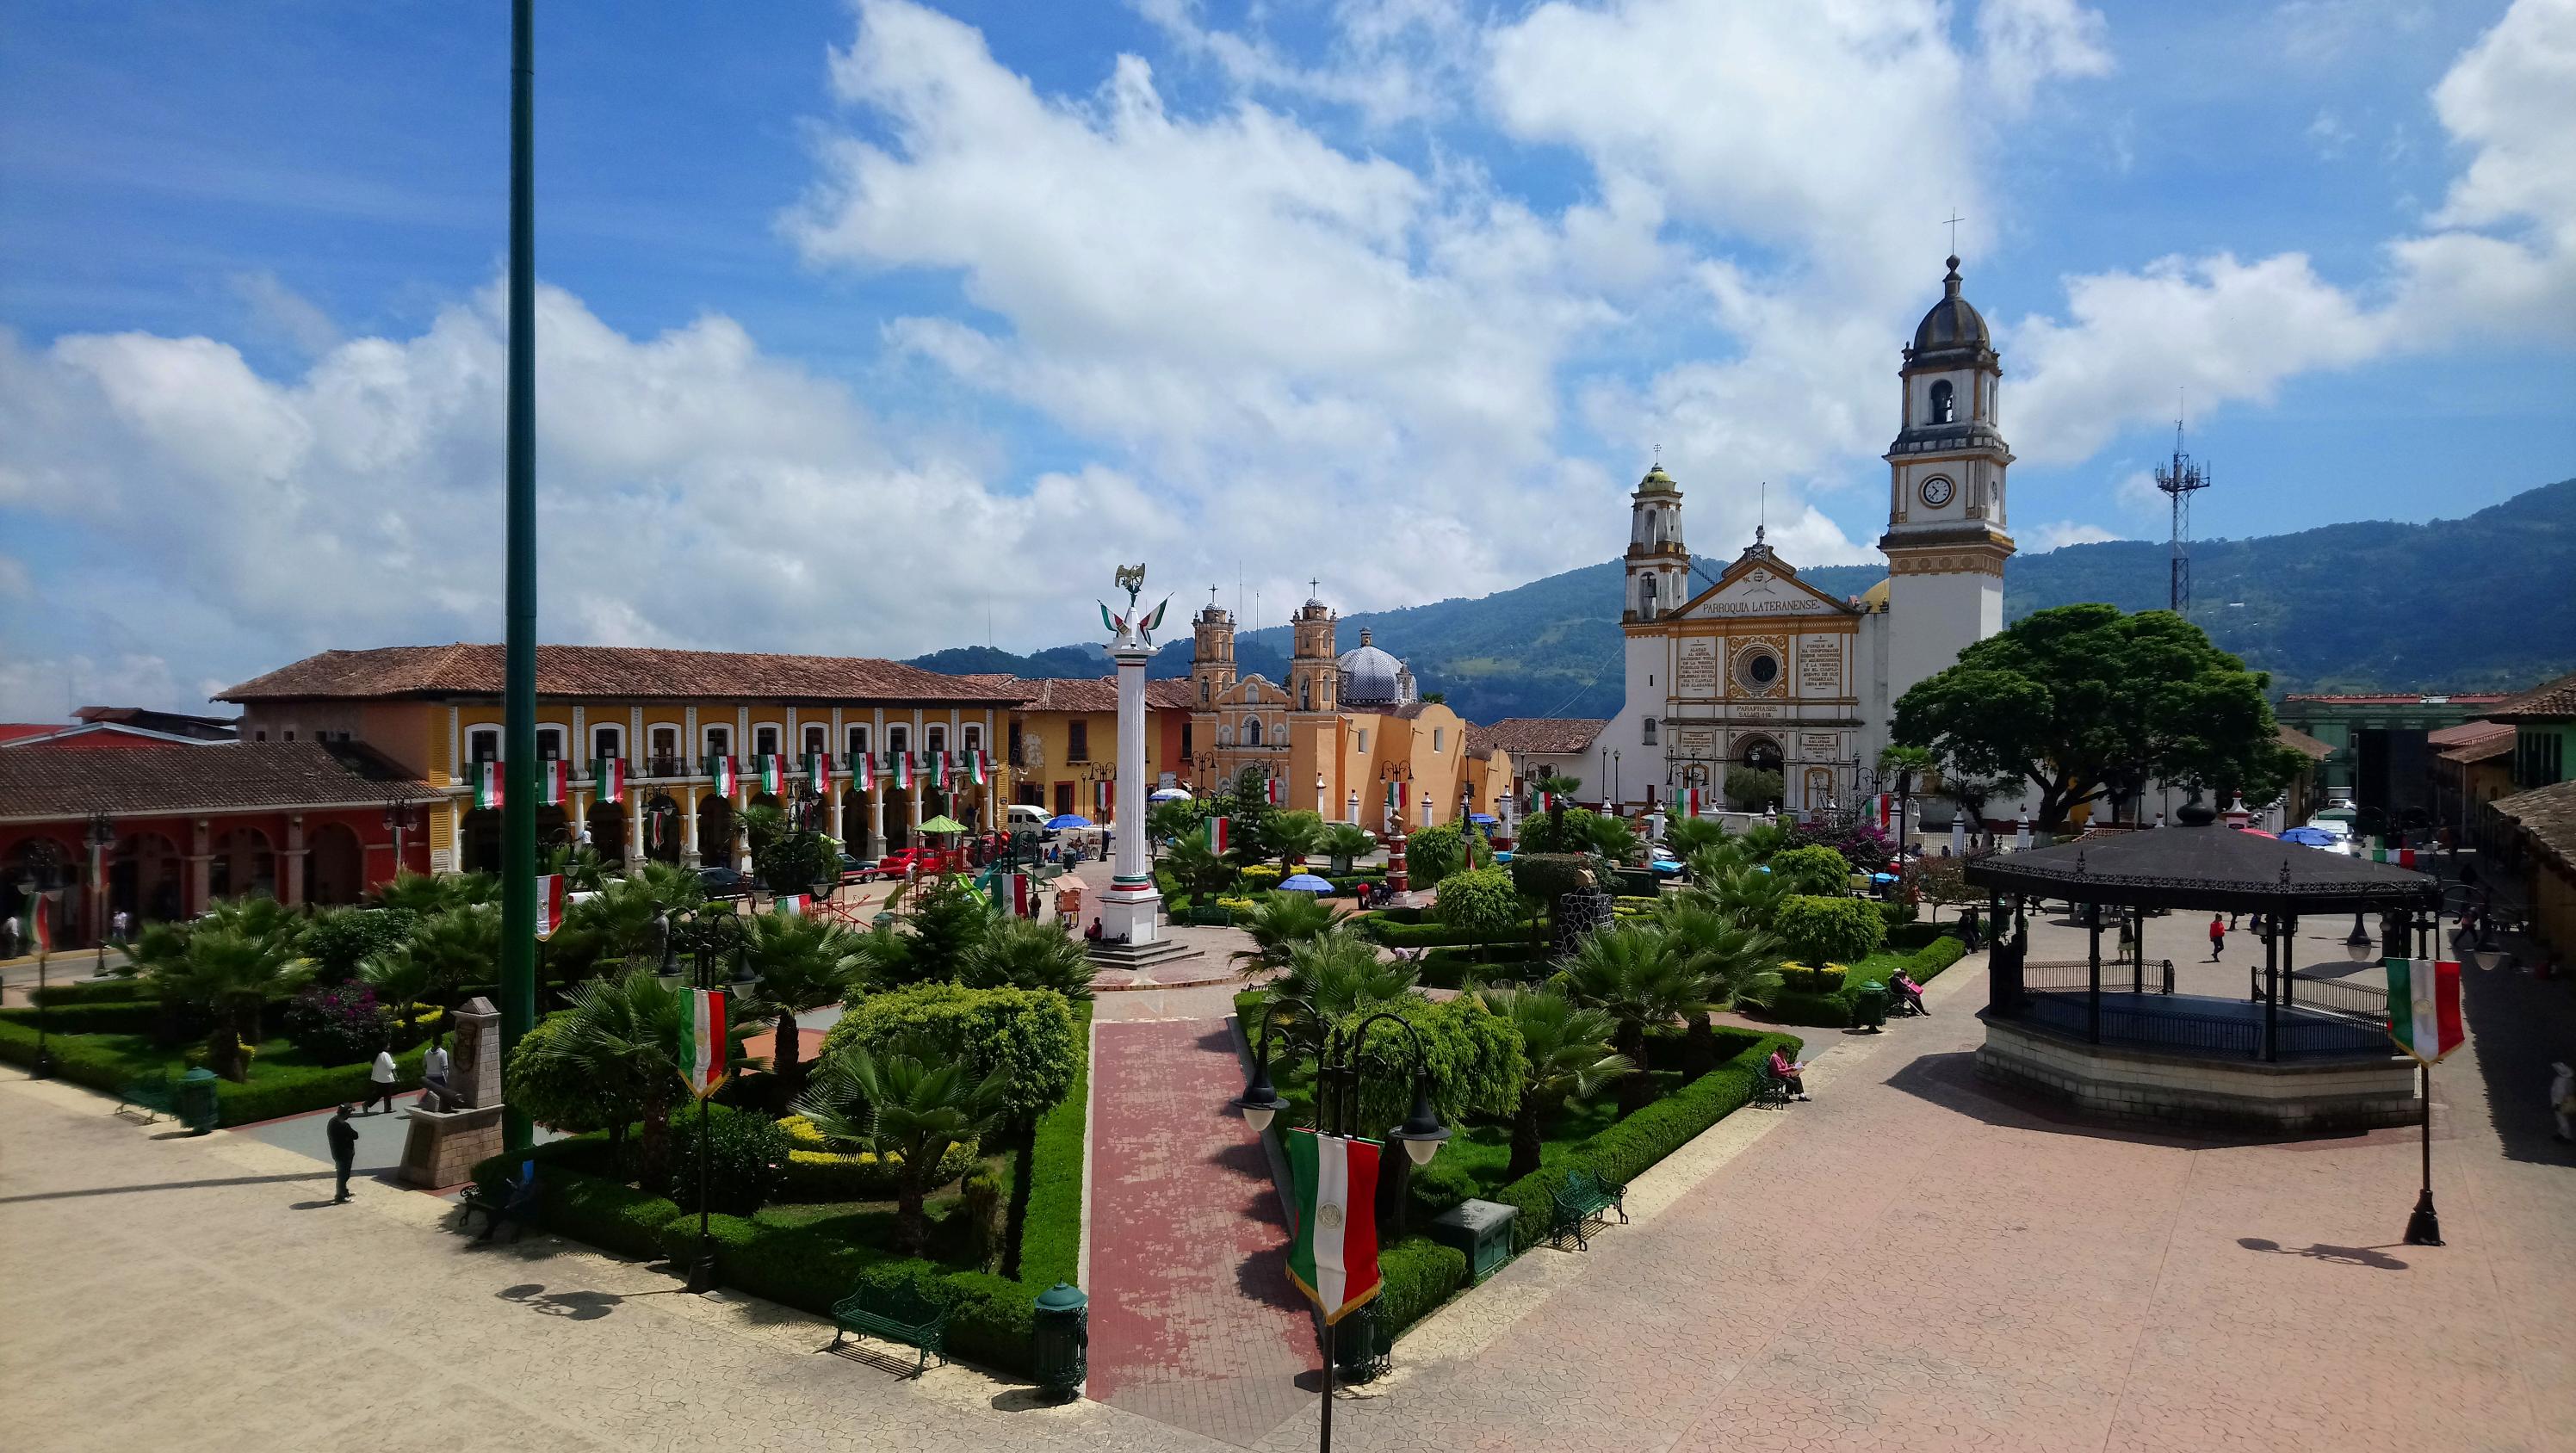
[1604,256,2016,821]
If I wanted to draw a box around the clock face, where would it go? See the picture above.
[1919,476,1956,509]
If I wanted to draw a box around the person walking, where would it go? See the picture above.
[362,1042,399,1115]
[326,1104,359,1203]
[2207,913,2227,962]
[420,1035,452,1112]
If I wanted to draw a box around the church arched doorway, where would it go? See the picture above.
[1737,733,1783,772]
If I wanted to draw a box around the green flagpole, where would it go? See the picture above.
[498,0,540,1153]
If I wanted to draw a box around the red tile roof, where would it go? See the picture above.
[2274,724,2335,761]
[2487,669,2576,722]
[2427,720,2513,750]
[2280,692,2512,706]
[220,644,1027,705]
[995,677,1197,712]
[0,741,433,821]
[2439,734,2515,765]
[2489,779,2576,875]
[1477,718,1609,755]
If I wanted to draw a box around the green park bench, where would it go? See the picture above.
[831,1278,951,1377]
[1548,1167,1628,1252]
[115,1067,177,1123]
[1749,1060,1793,1110]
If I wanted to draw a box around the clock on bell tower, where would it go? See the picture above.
[1880,254,2015,708]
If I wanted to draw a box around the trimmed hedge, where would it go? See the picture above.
[1488,1030,1804,1252]
[1885,920,1947,952]
[0,1020,424,1125]
[1375,1237,1469,1339]
[28,979,154,1007]
[1751,933,1969,1028]
[0,1018,150,1097]
[0,1001,164,1036]
[1014,999,1092,1289]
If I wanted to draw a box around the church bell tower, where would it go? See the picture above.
[1191,594,1236,709]
[1623,463,1689,623]
[1882,255,2014,703]
[1289,589,1336,715]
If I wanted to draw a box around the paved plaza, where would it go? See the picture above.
[4,909,2571,1452]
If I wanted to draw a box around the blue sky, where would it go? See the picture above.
[2,0,2570,716]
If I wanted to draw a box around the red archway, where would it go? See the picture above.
[210,826,276,901]
[306,822,367,906]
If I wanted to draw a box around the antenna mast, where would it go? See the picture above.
[2152,415,2210,618]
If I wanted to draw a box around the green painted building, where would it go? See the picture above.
[2276,691,2516,832]
[2490,671,2576,791]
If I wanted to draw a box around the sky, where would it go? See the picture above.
[2,0,2571,719]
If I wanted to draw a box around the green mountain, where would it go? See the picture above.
[914,478,2576,722]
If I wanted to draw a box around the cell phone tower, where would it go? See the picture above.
[2154,416,2210,619]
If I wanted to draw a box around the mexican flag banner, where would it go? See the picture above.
[1534,790,1557,813]
[1266,776,1285,807]
[1384,780,1407,821]
[969,750,989,786]
[773,893,810,918]
[1099,778,1114,821]
[28,902,50,955]
[805,751,832,793]
[2385,957,2463,1064]
[855,753,876,792]
[1681,786,1701,818]
[1206,816,1229,852]
[757,754,786,795]
[934,749,953,788]
[533,875,567,940]
[593,756,625,800]
[894,751,914,790]
[538,759,567,807]
[706,754,738,796]
[676,987,728,1098]
[1285,1128,1383,1324]
[2369,845,2423,869]
[472,759,505,810]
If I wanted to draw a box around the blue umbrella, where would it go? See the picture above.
[1043,814,1093,831]
[1470,813,1499,825]
[1279,873,1335,893]
[2278,826,2338,847]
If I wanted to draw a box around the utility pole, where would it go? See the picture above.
[2153,416,2210,620]
[499,0,539,1152]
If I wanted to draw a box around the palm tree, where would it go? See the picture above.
[1320,823,1375,874]
[796,1041,1008,1253]
[1145,800,1203,862]
[536,965,757,1189]
[360,948,436,1042]
[1474,985,1631,1179]
[1266,925,1416,1057]
[374,868,496,914]
[1709,859,1790,931]
[961,914,1096,1000]
[406,905,501,1016]
[544,841,613,891]
[1652,899,1784,1075]
[742,912,869,1106]
[149,926,313,1079]
[1664,813,1729,860]
[561,876,666,972]
[634,860,708,917]
[1266,811,1324,873]
[1161,835,1235,901]
[1229,891,1337,979]
[1554,921,1694,1114]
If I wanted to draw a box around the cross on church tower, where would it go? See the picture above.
[1943,211,1966,256]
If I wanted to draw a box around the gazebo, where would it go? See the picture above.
[1963,805,2442,1130]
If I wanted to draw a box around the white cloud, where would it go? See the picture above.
[2010,0,2576,461]
[1126,0,1473,127]
[0,652,204,722]
[2026,520,2119,551]
[2307,108,2353,158]
[1978,0,2115,110]
[229,270,343,356]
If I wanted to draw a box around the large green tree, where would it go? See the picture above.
[1892,603,2307,831]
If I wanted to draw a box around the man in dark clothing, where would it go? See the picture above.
[326,1104,359,1203]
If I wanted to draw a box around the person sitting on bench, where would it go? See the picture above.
[1887,968,1929,1016]
[480,1160,537,1242]
[1767,1048,1811,1101]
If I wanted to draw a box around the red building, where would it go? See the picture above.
[0,741,433,949]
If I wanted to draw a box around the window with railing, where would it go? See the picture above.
[593,726,622,764]
[468,727,499,764]
[888,726,908,756]
[848,726,870,763]
[1068,720,1089,763]
[927,726,946,755]
[802,725,827,757]
[754,726,780,757]
[536,726,564,761]
[705,726,730,759]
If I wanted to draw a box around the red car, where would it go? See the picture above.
[875,847,957,879]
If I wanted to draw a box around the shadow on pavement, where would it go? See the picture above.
[2236,1237,2410,1271]
[2455,956,2576,1167]
[497,1282,624,1320]
[0,1169,331,1204]
[1880,1048,2383,1151]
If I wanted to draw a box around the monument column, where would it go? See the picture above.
[1097,628,1162,945]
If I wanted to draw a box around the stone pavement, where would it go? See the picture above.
[0,1067,1231,1453]
[1084,986,1318,1447]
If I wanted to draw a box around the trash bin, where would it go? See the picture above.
[1427,1198,1520,1284]
[1852,982,1889,1033]
[175,1067,220,1134]
[1031,1282,1088,1400]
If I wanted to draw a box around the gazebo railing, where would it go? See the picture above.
[2012,992,2389,1060]
[2024,957,2175,996]
[2272,969,2389,1023]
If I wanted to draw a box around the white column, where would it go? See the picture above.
[870,791,886,857]
[631,783,649,869]
[683,788,701,866]
[1316,776,1328,819]
[1097,638,1162,945]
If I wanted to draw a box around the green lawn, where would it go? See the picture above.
[1432,1069,1686,1199]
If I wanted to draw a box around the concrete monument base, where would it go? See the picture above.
[399,1103,505,1188]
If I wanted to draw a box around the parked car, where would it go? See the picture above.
[1647,850,1687,878]
[697,865,749,898]
[875,847,957,879]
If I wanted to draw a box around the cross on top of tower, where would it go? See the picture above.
[1944,210,1965,255]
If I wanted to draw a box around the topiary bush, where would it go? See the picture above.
[667,1101,792,1215]
[1375,1237,1468,1338]
[1766,846,1853,896]
[281,982,385,1066]
[300,906,418,984]
[1773,894,1886,966]
[1431,866,1523,943]
[820,983,1079,1128]
[774,1114,978,1201]
[1775,962,1848,993]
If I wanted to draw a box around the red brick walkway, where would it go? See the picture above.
[1084,1015,1316,1447]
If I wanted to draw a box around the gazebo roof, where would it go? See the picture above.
[1964,822,2440,913]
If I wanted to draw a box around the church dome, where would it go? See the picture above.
[1636,464,1681,496]
[1857,578,1891,612]
[1335,628,1415,709]
[1910,256,1991,356]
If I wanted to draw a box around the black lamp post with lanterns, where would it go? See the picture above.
[1236,1003,1449,1444]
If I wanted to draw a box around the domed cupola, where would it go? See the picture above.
[1907,256,1994,365]
[1335,628,1416,710]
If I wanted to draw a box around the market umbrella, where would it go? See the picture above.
[1149,787,1192,802]
[919,814,969,834]
[2278,825,2338,847]
[1043,814,1093,831]
[1278,874,1335,893]
[1470,813,1499,825]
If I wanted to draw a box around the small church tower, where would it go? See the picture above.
[1191,594,1236,709]
[1881,254,2015,702]
[1623,463,1690,623]
[1289,590,1337,715]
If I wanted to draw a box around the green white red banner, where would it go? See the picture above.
[2368,844,2423,868]
[757,754,785,795]
[539,758,567,807]
[774,893,809,918]
[705,754,738,796]
[534,874,566,940]
[894,751,913,789]
[472,759,504,810]
[1285,1128,1382,1324]
[1206,816,1229,852]
[677,987,728,1098]
[593,756,624,799]
[969,750,988,785]
[2385,956,2462,1064]
[856,753,876,792]
[805,751,832,793]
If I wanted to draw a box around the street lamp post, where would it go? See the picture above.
[1235,1005,1449,1449]
[86,810,115,973]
